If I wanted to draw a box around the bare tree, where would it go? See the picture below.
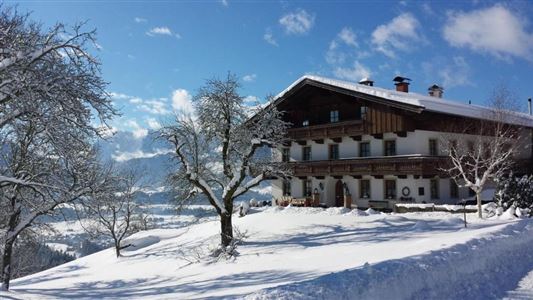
[158,73,290,251]
[441,87,526,218]
[0,7,115,290]
[81,168,142,258]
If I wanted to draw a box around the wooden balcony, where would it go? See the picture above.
[290,155,450,177]
[288,119,364,141]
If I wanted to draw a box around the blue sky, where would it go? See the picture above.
[12,0,533,138]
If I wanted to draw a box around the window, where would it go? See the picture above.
[430,179,439,199]
[467,141,475,153]
[282,179,291,196]
[303,179,312,197]
[330,110,339,123]
[449,140,458,156]
[281,148,290,162]
[360,142,370,157]
[302,120,309,127]
[384,140,396,156]
[483,142,490,158]
[418,187,425,196]
[360,180,371,198]
[329,144,339,160]
[302,146,312,161]
[429,139,438,156]
[450,180,459,199]
[360,106,368,119]
[385,180,396,199]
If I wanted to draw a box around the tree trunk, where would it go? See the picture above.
[115,243,121,258]
[1,238,14,291]
[220,213,233,248]
[477,191,483,219]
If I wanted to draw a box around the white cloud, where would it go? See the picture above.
[242,74,257,82]
[220,0,228,6]
[146,118,162,130]
[134,17,147,23]
[147,26,181,39]
[125,120,148,139]
[129,97,142,104]
[110,92,131,100]
[338,27,358,47]
[443,5,533,61]
[333,61,371,82]
[438,56,472,88]
[112,148,173,162]
[264,29,278,46]
[172,89,194,114]
[326,27,358,65]
[279,9,315,35]
[243,95,259,104]
[139,99,171,115]
[371,13,423,58]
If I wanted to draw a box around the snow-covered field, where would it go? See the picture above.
[3,206,533,299]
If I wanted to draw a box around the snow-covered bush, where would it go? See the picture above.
[495,173,533,217]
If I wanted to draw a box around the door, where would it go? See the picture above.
[335,180,344,207]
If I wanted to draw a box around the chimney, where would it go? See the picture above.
[529,98,532,115]
[359,78,374,86]
[428,84,444,98]
[393,76,411,93]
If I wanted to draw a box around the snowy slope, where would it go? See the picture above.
[2,207,532,299]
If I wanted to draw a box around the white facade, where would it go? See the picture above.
[271,129,528,208]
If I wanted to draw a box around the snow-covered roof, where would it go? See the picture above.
[274,75,533,128]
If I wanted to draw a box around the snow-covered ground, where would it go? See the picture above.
[2,206,533,299]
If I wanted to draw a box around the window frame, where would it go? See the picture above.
[359,142,370,157]
[282,179,291,196]
[303,179,312,197]
[384,140,396,156]
[281,148,290,162]
[302,146,312,161]
[360,179,371,199]
[430,179,439,200]
[329,144,339,160]
[450,180,459,199]
[385,180,397,199]
[330,110,339,123]
[429,139,438,156]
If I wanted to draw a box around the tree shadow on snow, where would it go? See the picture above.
[10,270,315,299]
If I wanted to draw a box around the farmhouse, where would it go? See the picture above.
[270,75,533,209]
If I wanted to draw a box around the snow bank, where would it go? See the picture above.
[364,208,382,215]
[121,235,160,252]
[410,220,431,231]
[246,220,533,300]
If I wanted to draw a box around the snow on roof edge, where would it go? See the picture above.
[273,75,533,128]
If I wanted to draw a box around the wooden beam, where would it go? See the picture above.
[413,175,420,179]
[331,137,342,143]
[372,133,383,139]
[333,175,343,179]
[373,175,384,179]
[298,176,307,180]
[313,139,324,144]
[350,135,362,141]
[422,174,435,179]
[296,140,307,146]
[314,176,325,179]
[397,175,408,179]
[351,175,362,179]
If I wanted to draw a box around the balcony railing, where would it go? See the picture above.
[288,119,364,141]
[290,155,450,177]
